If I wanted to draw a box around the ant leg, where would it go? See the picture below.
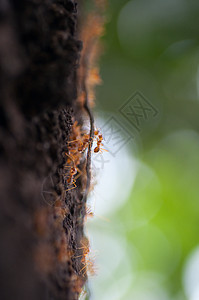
[75,242,90,256]
[74,166,83,180]
[65,179,77,192]
[65,152,75,165]
[64,165,72,169]
[79,263,87,275]
[99,148,108,153]
[76,247,89,255]
[67,139,79,144]
[82,268,88,277]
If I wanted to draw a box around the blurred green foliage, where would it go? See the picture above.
[97,0,199,147]
[86,0,199,299]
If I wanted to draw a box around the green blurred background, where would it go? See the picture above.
[83,1,199,299]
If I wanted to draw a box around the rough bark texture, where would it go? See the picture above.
[0,1,88,299]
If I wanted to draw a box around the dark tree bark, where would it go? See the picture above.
[0,1,88,299]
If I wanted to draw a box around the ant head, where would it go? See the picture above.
[94,146,99,153]
[78,145,83,152]
[71,167,76,173]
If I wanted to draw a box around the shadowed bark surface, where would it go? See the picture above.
[0,1,88,299]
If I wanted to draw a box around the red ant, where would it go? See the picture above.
[93,129,107,153]
[64,122,107,193]
[73,239,96,277]
[77,134,90,153]
[73,238,90,258]
[79,256,96,277]
[67,133,90,154]
[74,245,95,276]
[64,166,77,191]
[64,153,82,191]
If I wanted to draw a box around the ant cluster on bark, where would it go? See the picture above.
[61,0,108,294]
[64,121,106,192]
[73,236,96,278]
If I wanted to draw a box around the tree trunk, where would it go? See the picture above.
[0,1,88,299]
